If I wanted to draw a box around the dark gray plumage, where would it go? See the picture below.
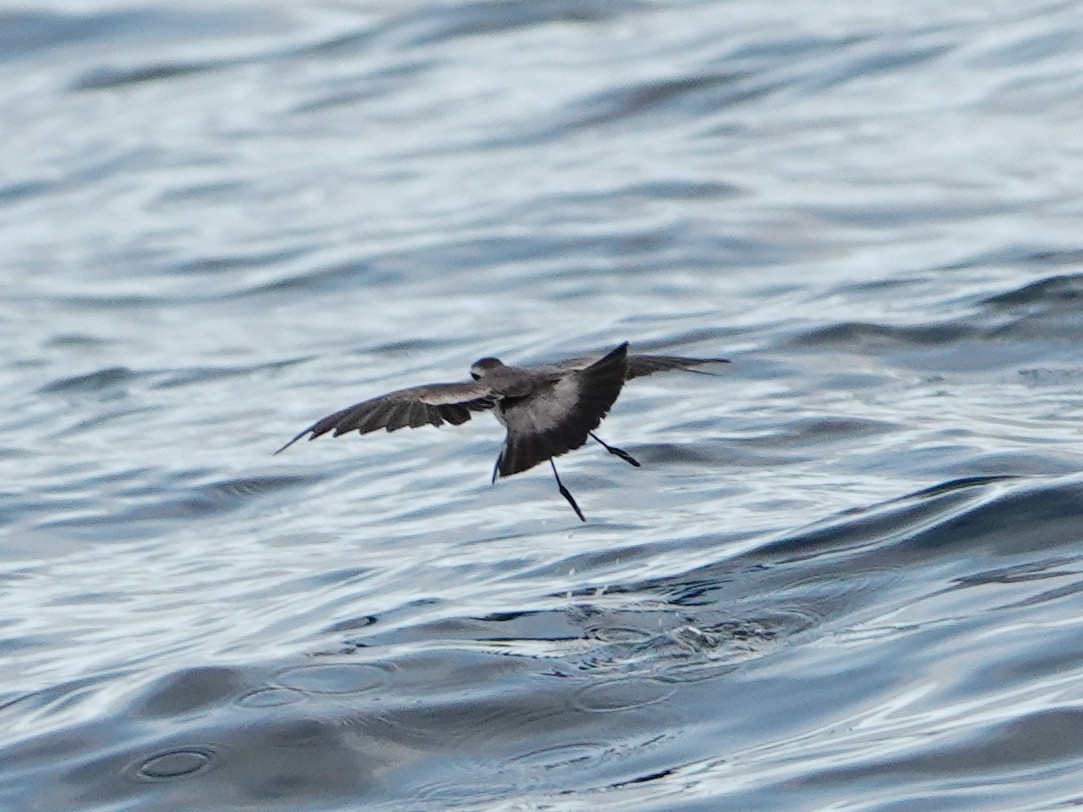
[276,342,729,520]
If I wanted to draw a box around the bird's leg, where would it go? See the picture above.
[589,432,640,467]
[551,460,586,522]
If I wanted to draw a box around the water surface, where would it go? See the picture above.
[3,1,1083,809]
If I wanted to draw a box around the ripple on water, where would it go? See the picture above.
[235,687,306,708]
[562,596,822,684]
[572,678,676,713]
[273,662,389,695]
[412,778,524,806]
[506,740,610,770]
[127,746,216,782]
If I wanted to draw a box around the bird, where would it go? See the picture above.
[275,342,729,521]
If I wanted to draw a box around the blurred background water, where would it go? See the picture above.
[2,0,1083,809]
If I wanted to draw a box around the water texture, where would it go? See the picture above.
[2,0,1083,809]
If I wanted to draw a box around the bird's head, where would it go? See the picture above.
[470,357,504,380]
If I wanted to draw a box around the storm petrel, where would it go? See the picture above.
[276,342,729,521]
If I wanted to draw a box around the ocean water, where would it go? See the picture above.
[2,1,1083,809]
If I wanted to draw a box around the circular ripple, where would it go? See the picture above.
[236,686,306,708]
[584,625,655,644]
[573,678,675,712]
[130,746,216,781]
[274,663,388,695]
[415,778,521,803]
[507,741,607,770]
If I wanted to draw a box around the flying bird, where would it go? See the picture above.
[276,342,729,520]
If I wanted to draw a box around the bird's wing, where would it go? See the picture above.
[539,350,729,380]
[275,381,496,454]
[495,342,628,478]
[625,354,730,379]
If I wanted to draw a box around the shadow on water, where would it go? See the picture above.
[4,474,1083,810]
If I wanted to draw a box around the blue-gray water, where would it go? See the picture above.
[3,1,1083,810]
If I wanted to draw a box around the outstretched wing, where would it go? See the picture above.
[495,342,629,479]
[539,349,729,380]
[625,354,730,380]
[275,381,496,454]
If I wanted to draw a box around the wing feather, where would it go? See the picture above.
[275,381,495,454]
[626,354,730,380]
[536,350,729,380]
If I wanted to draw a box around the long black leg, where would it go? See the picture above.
[551,460,586,522]
[590,432,640,467]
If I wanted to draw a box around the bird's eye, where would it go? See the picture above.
[470,372,481,381]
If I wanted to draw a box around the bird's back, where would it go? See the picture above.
[494,343,628,477]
